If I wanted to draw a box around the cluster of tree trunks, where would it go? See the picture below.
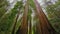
[12,0,59,34]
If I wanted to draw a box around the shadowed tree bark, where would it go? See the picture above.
[16,0,29,34]
[34,0,58,34]
[12,9,20,34]
[28,13,32,34]
[12,1,23,34]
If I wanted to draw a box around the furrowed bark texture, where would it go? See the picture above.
[34,0,57,34]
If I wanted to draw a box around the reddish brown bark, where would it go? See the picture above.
[34,0,57,34]
[17,0,29,34]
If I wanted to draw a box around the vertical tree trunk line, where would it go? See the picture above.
[17,0,29,34]
[12,10,20,34]
[28,16,32,34]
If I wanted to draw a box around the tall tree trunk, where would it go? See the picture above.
[16,0,29,34]
[34,0,57,34]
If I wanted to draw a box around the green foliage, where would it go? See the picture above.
[14,1,23,9]
[0,5,18,34]
[0,0,8,7]
[46,0,60,33]
[29,0,36,9]
[14,17,22,34]
[0,0,9,19]
[0,1,23,34]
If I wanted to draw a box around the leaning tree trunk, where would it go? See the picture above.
[34,0,58,34]
[12,10,20,34]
